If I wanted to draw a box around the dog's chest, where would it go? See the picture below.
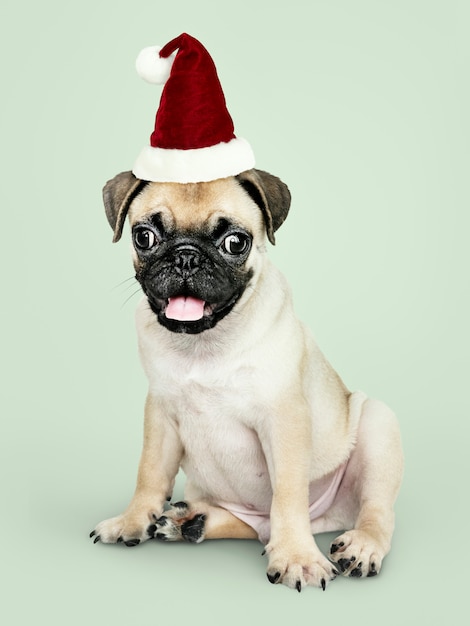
[168,359,260,436]
[162,358,272,504]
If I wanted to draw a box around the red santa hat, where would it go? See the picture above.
[132,33,255,183]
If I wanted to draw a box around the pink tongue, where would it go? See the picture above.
[166,296,206,321]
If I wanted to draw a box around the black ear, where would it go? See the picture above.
[102,171,148,242]
[236,169,291,244]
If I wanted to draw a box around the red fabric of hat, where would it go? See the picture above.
[152,33,236,150]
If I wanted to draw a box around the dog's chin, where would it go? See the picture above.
[147,293,241,334]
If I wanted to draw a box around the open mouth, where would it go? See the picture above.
[147,292,242,334]
[164,296,214,322]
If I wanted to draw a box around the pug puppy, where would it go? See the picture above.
[90,169,404,592]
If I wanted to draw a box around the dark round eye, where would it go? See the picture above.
[222,233,250,255]
[133,229,157,251]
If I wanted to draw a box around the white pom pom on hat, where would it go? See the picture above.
[135,45,176,84]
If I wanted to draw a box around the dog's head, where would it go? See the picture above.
[103,169,291,334]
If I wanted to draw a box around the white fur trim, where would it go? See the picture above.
[132,137,255,183]
[135,46,176,84]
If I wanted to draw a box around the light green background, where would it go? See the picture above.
[2,0,468,624]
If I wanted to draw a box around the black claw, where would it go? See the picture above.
[330,541,345,554]
[267,571,281,584]
[332,568,340,576]
[155,516,168,526]
[337,558,350,572]
[147,524,157,537]
[155,532,168,541]
[350,564,363,578]
[367,562,378,577]
[89,530,96,539]
[93,535,101,544]
[296,580,302,593]
[171,501,188,509]
[166,495,172,501]
[117,536,123,543]
[337,556,356,572]
[124,539,140,547]
[321,578,326,591]
[261,549,266,556]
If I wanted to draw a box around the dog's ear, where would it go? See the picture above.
[236,169,291,245]
[102,171,148,242]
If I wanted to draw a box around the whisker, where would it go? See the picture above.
[121,286,143,309]
[112,276,137,292]
[119,281,141,295]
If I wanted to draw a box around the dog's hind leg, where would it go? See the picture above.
[328,397,404,578]
[147,501,258,543]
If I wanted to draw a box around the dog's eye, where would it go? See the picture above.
[222,233,250,255]
[133,229,157,251]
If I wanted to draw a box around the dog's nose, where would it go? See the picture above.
[174,247,201,278]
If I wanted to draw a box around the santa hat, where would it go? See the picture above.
[132,33,255,183]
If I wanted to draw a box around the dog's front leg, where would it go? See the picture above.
[90,393,183,546]
[262,401,337,591]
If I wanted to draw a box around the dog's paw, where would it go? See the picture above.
[329,530,386,578]
[90,509,158,547]
[264,540,338,592]
[147,501,207,544]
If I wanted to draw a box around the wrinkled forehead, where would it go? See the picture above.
[128,178,264,235]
